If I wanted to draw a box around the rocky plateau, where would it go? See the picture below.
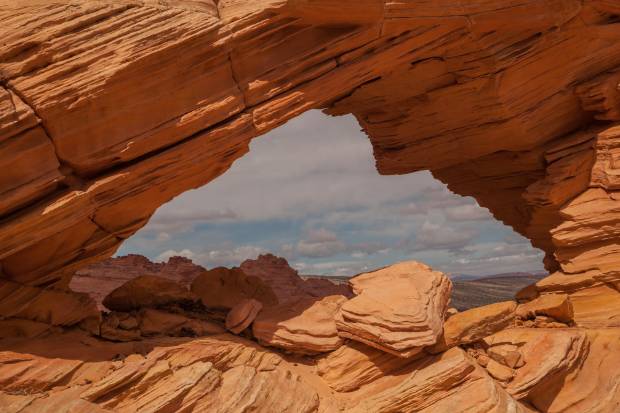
[2,0,620,411]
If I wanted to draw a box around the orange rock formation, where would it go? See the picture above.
[1,0,620,411]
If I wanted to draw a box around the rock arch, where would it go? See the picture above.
[2,1,620,411]
[1,0,619,292]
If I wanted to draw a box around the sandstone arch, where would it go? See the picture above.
[2,1,620,411]
[1,0,620,293]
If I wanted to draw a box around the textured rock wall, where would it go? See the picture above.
[4,3,620,411]
[1,0,619,292]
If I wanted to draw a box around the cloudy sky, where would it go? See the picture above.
[118,110,545,277]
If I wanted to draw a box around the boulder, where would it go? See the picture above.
[225,298,263,334]
[516,293,574,324]
[0,280,100,331]
[336,261,452,358]
[253,295,346,354]
[102,275,198,312]
[429,300,517,353]
[486,358,515,382]
[191,267,278,310]
[487,344,525,369]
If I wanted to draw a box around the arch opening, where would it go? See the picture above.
[71,110,546,312]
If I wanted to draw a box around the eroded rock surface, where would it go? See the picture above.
[430,300,517,353]
[71,255,205,309]
[2,0,620,411]
[191,267,278,310]
[253,295,346,355]
[103,275,198,312]
[336,261,451,357]
[240,254,353,300]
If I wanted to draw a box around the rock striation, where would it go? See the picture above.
[336,261,451,357]
[1,256,619,411]
[253,295,347,354]
[2,0,620,411]
[0,0,619,298]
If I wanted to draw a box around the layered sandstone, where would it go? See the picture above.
[0,0,617,292]
[2,0,620,411]
[253,295,347,354]
[1,257,619,412]
[336,261,451,357]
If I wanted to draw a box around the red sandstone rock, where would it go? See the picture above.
[138,308,225,337]
[336,261,452,358]
[240,254,353,300]
[1,1,620,411]
[516,293,574,324]
[0,279,100,328]
[225,298,262,334]
[102,275,198,312]
[191,267,278,310]
[477,327,620,412]
[253,295,346,355]
[345,347,535,413]
[429,300,517,353]
[316,340,417,392]
[71,254,205,310]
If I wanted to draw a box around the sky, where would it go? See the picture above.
[117,110,545,277]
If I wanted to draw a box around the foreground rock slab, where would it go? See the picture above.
[429,300,517,353]
[479,327,620,412]
[0,331,320,413]
[336,261,452,357]
[253,295,346,354]
[344,347,535,413]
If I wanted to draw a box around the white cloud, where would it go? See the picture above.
[286,228,390,259]
[156,232,171,242]
[145,209,238,234]
[413,221,478,252]
[444,204,492,221]
[156,248,195,262]
[156,245,266,268]
[294,228,346,258]
[292,260,373,277]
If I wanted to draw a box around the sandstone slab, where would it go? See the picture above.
[516,293,574,324]
[225,298,262,334]
[429,300,516,353]
[253,295,346,354]
[336,261,451,357]
[345,347,535,413]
